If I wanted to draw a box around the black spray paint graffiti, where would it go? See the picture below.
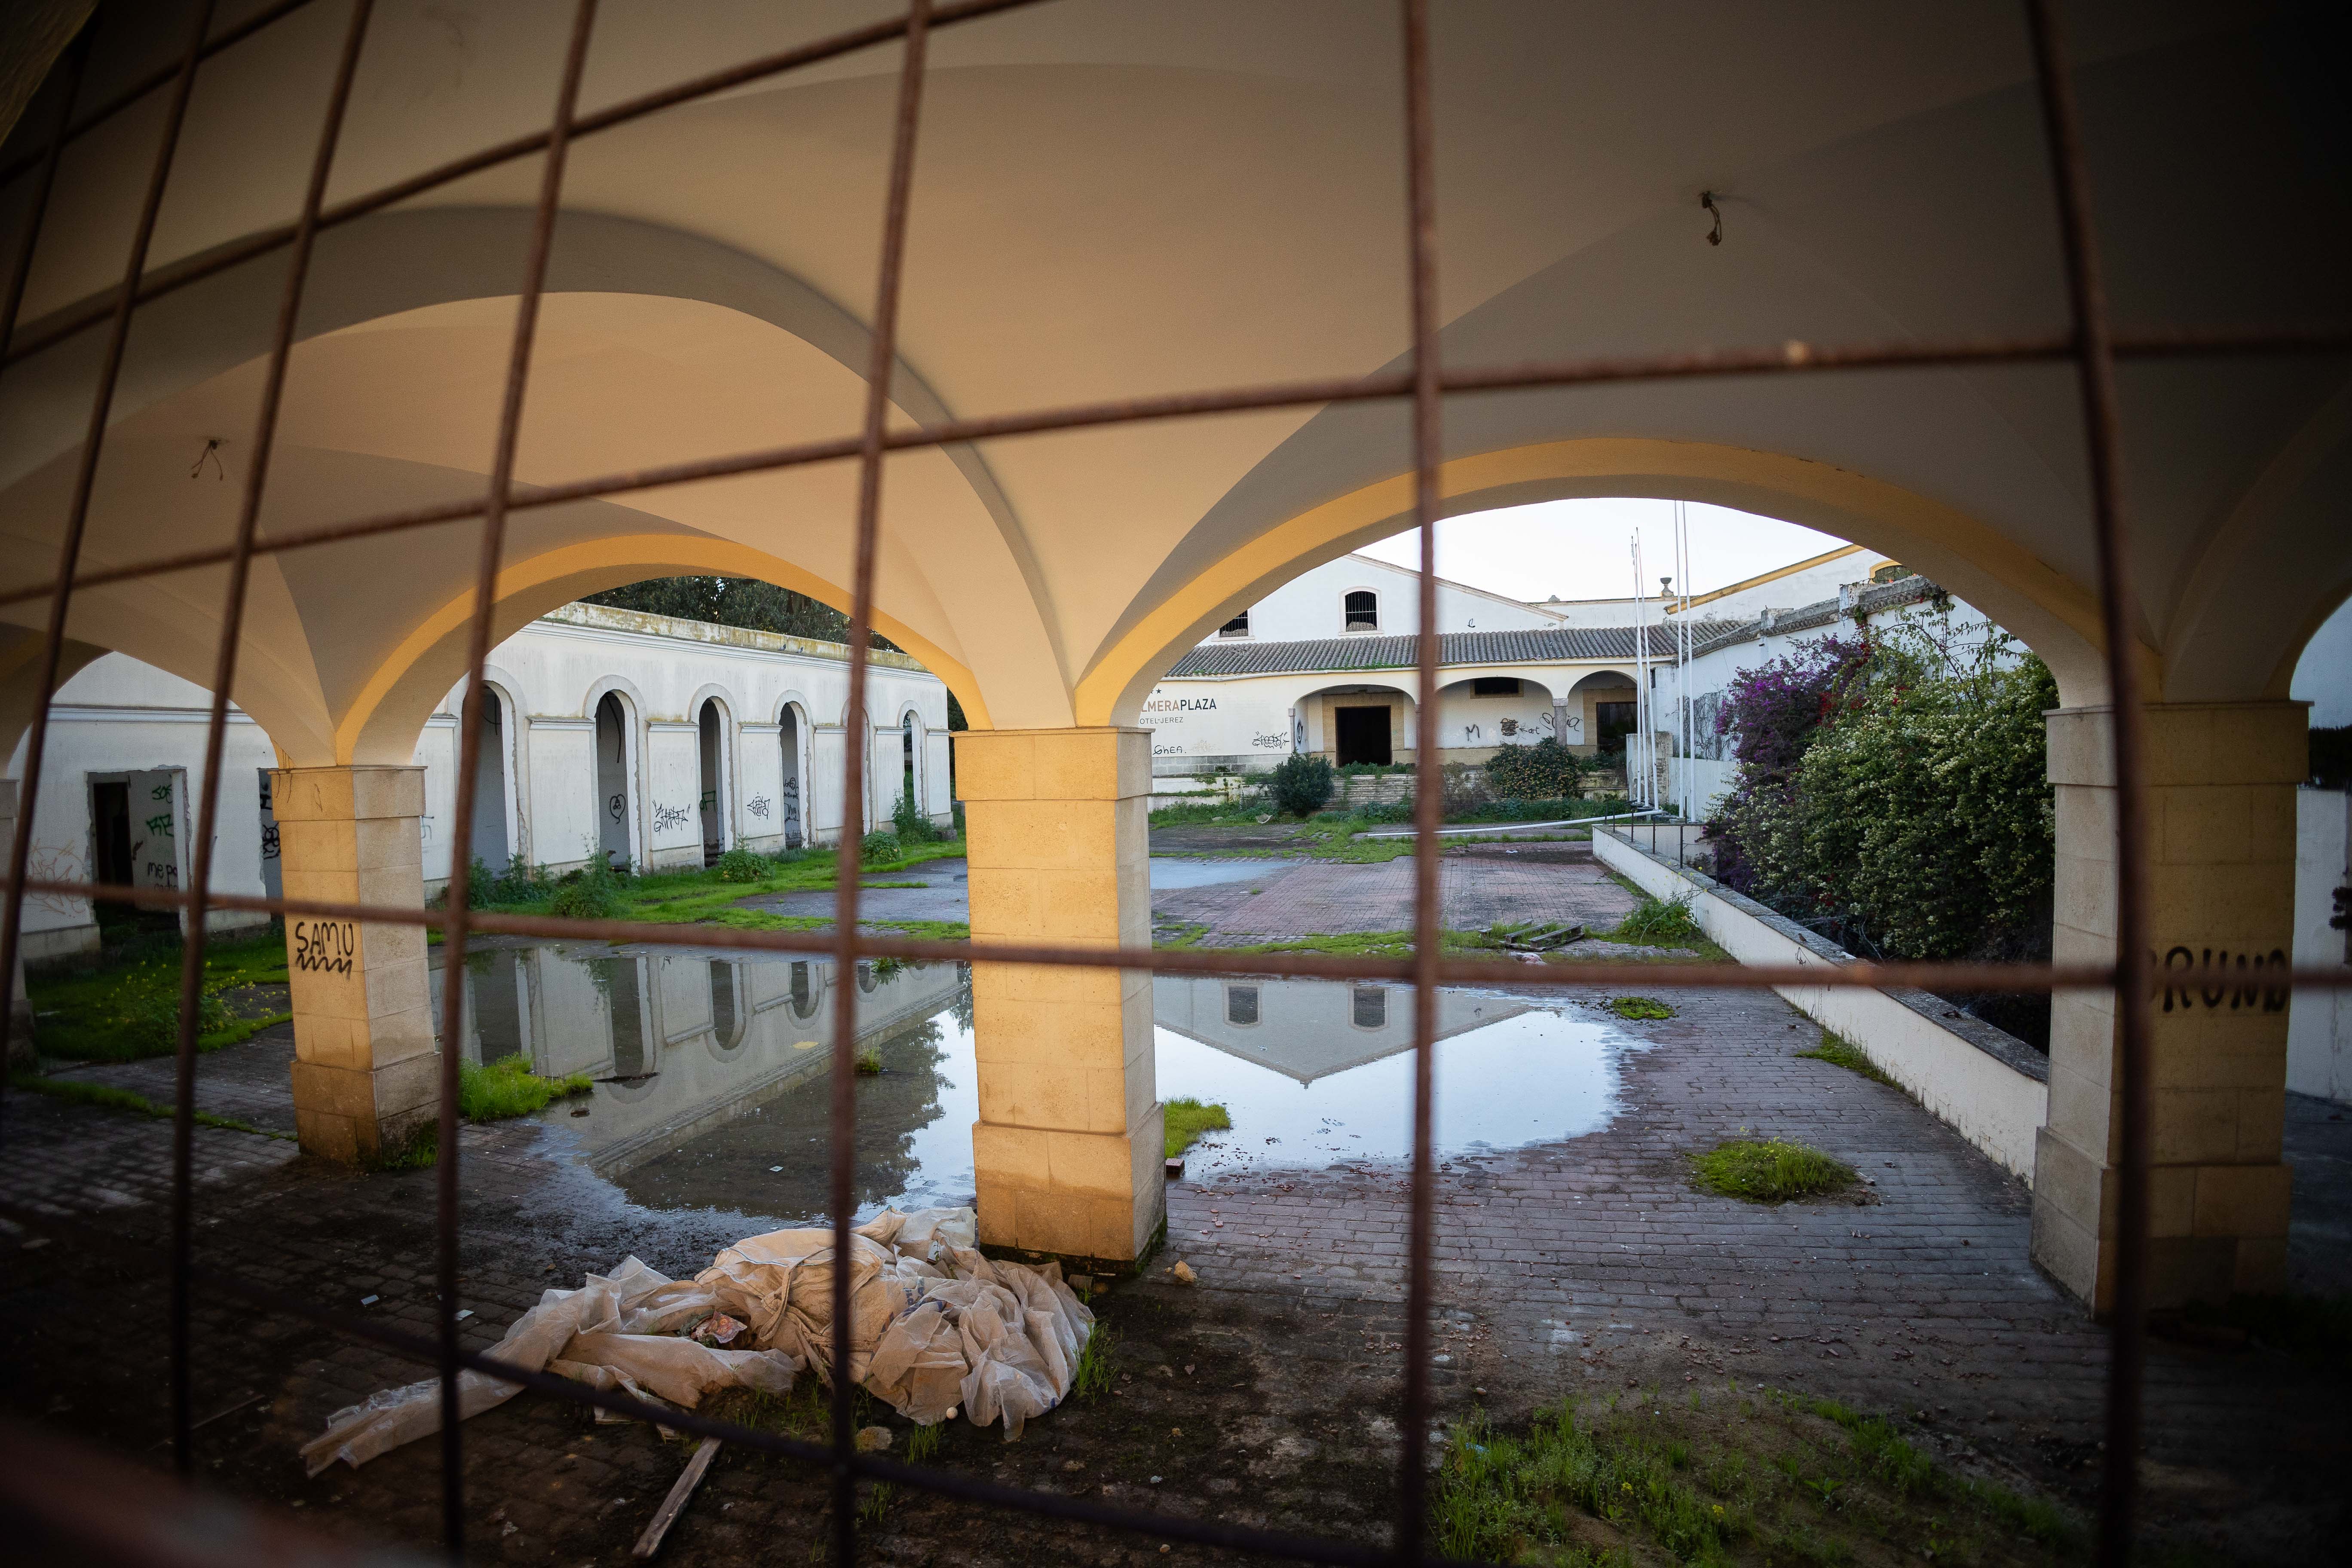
[607,793,627,824]
[653,803,693,833]
[745,796,772,820]
[293,919,357,977]
[2155,946,2290,1013]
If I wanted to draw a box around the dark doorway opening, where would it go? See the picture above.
[1335,705,1392,765]
[1595,699,1638,752]
[90,781,137,936]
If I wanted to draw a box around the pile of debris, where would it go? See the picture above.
[301,1207,1093,1475]
[1485,920,1586,954]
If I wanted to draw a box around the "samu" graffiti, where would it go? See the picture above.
[2155,946,2289,1013]
[293,919,357,977]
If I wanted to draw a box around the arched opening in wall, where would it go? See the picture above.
[779,704,806,849]
[900,711,919,824]
[1291,684,1414,768]
[1566,671,1640,764]
[697,698,729,867]
[470,686,513,872]
[592,692,635,871]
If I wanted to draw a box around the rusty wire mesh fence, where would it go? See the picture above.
[1,2,2349,1565]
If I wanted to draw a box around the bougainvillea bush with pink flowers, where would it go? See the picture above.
[1706,623,2055,967]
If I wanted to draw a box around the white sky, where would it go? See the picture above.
[1355,497,1848,603]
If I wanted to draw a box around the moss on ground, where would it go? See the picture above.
[1692,1138,1857,1204]
[458,1054,593,1120]
[1163,1097,1230,1158]
[26,927,293,1063]
[1437,1385,2082,1566]
[1607,996,1676,1020]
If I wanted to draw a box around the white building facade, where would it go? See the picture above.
[6,602,952,961]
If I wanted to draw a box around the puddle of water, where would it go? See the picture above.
[433,946,1636,1221]
[1152,976,1634,1174]
[1149,858,1300,889]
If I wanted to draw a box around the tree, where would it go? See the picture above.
[584,576,901,650]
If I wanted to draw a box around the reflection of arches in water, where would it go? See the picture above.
[856,962,878,995]
[707,961,748,1056]
[790,960,816,1019]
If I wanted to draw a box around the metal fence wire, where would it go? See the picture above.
[0,3,2348,1565]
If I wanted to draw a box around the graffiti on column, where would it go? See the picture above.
[293,919,357,976]
[2154,946,2290,1013]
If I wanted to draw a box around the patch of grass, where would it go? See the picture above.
[457,1054,593,1120]
[904,1421,943,1464]
[854,1044,883,1075]
[1213,928,1509,959]
[859,880,928,889]
[1072,1323,1118,1401]
[1614,893,1703,946]
[1606,995,1675,1020]
[1796,1029,1896,1087]
[7,1072,285,1139]
[27,928,292,1063]
[1164,1096,1231,1158]
[1436,1388,2082,1568]
[1692,1138,1857,1203]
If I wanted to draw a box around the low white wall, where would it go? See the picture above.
[1595,827,2049,1182]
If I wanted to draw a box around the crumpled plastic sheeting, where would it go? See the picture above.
[302,1207,1095,1470]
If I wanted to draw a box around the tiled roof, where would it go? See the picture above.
[1164,622,1743,678]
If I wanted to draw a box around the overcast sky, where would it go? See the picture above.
[1354,497,1849,603]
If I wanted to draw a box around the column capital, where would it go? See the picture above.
[954,727,1152,802]
[270,764,426,823]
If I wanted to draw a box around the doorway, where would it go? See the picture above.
[697,699,727,866]
[779,704,804,849]
[471,686,511,872]
[593,692,634,870]
[89,769,184,940]
[1335,705,1392,766]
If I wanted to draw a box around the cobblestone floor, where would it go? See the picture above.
[3,979,2344,1563]
[1151,852,1638,944]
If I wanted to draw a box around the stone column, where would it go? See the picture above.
[957,727,1164,1264]
[2032,702,2304,1312]
[272,766,438,1163]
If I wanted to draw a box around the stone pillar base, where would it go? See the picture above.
[959,727,1164,1262]
[2032,1127,2290,1311]
[273,766,438,1164]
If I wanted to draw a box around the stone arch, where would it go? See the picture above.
[581,676,647,871]
[688,684,739,863]
[774,693,815,850]
[337,534,985,768]
[1077,438,2120,728]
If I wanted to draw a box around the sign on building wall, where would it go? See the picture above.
[1140,688,1292,760]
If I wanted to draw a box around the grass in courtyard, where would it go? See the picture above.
[1072,1323,1118,1401]
[1163,1096,1231,1158]
[1796,1029,1897,1087]
[26,925,294,1063]
[1613,892,1703,946]
[1437,1385,2081,1567]
[1606,995,1675,1020]
[6,1072,286,1139]
[1693,1138,1857,1204]
[1205,928,1512,959]
[705,909,971,942]
[457,1054,592,1120]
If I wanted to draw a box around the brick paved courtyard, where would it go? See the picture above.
[3,949,2346,1561]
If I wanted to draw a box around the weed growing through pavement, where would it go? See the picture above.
[458,1054,593,1119]
[904,1421,943,1464]
[1613,892,1703,946]
[1692,1138,1856,1203]
[1073,1324,1118,1401]
[1795,1028,1898,1087]
[1607,996,1675,1020]
[854,1044,884,1076]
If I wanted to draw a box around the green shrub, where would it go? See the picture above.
[1615,894,1701,945]
[468,854,554,908]
[859,831,902,866]
[853,1044,883,1075]
[1264,753,1335,817]
[459,1054,594,1120]
[891,787,940,844]
[1712,622,2056,963]
[1484,736,1585,799]
[548,865,622,921]
[1692,1138,1855,1202]
[712,848,770,883]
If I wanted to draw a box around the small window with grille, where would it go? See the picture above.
[1344,590,1378,631]
[1226,984,1260,1026]
[1218,611,1250,638]
[1471,677,1519,697]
